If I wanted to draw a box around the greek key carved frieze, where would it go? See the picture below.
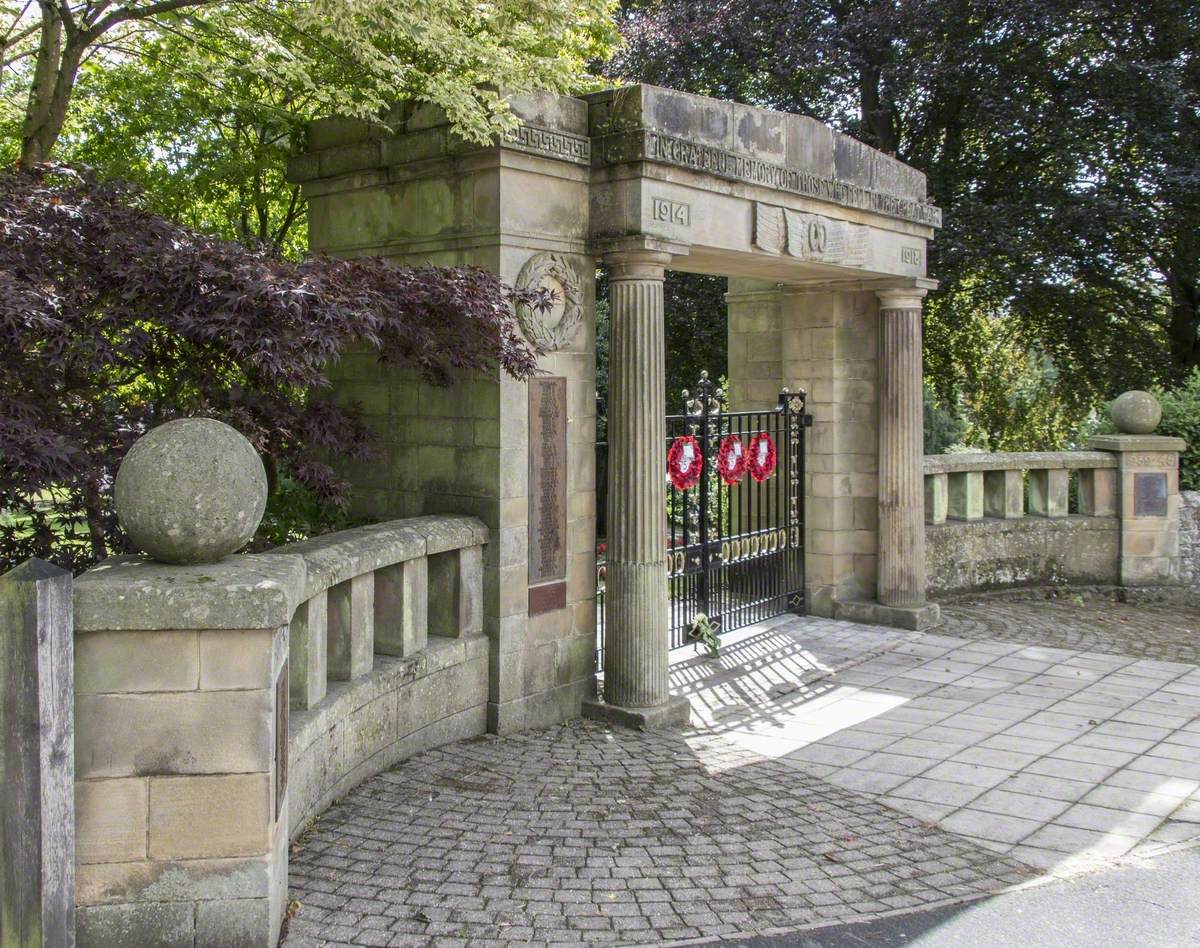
[503,124,591,166]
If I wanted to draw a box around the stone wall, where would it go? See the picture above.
[289,635,487,838]
[1180,491,1200,588]
[298,92,598,735]
[927,516,1120,597]
[727,283,881,614]
[71,515,488,948]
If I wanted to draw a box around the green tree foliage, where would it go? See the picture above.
[1155,370,1200,492]
[609,0,1200,448]
[596,268,727,415]
[1,0,617,250]
[0,167,544,572]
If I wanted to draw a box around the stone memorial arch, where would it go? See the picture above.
[290,84,942,730]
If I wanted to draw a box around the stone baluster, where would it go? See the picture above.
[585,248,689,728]
[877,288,930,611]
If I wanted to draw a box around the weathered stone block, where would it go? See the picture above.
[1078,468,1118,517]
[327,573,374,680]
[199,629,275,691]
[77,900,193,948]
[75,689,272,778]
[947,471,984,521]
[289,592,327,710]
[428,546,484,637]
[76,778,147,865]
[76,629,198,694]
[1029,468,1069,517]
[148,773,271,860]
[924,473,947,525]
[374,557,428,657]
[984,469,1024,519]
[195,897,271,948]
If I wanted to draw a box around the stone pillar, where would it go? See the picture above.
[584,249,689,729]
[853,287,939,629]
[1090,434,1186,585]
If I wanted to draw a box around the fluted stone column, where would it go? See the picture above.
[585,249,689,728]
[876,288,931,612]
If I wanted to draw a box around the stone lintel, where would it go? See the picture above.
[834,598,942,631]
[582,695,692,731]
[779,276,939,297]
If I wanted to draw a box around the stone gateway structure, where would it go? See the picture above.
[289,84,944,730]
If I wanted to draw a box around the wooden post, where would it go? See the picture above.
[1,559,75,948]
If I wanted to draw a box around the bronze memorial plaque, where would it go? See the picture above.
[529,377,568,612]
[1134,472,1168,517]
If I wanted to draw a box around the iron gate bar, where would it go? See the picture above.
[596,373,811,661]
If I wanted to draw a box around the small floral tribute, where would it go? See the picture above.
[747,432,778,482]
[716,433,748,485]
[666,434,704,490]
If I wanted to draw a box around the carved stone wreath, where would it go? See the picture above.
[515,251,584,351]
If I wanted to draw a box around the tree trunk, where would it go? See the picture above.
[20,4,83,167]
[859,63,898,155]
[1166,270,1200,381]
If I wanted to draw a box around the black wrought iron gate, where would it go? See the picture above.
[597,372,812,655]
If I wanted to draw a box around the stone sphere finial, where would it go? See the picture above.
[1110,390,1162,435]
[115,418,268,564]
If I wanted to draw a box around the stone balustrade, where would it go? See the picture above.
[924,451,1119,524]
[70,514,487,948]
[924,443,1183,597]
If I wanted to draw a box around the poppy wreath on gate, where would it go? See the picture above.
[667,434,704,490]
[747,432,778,482]
[716,434,748,485]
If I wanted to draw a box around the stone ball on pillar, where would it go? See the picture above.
[115,418,268,564]
[1110,390,1162,435]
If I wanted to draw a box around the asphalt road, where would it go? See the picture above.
[715,846,1200,948]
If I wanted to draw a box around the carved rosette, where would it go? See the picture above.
[516,252,584,352]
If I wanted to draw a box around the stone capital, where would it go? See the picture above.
[876,286,929,311]
[602,249,674,283]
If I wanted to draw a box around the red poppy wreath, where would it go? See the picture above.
[667,435,704,490]
[747,432,778,482]
[716,434,748,485]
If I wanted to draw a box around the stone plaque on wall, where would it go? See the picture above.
[1134,472,1168,517]
[529,378,568,599]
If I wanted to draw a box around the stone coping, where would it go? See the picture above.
[924,451,1118,475]
[74,515,488,632]
[290,85,940,227]
[1088,434,1187,453]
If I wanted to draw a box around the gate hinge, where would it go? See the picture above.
[803,413,814,427]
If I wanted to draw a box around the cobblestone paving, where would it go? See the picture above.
[283,722,1035,947]
[939,596,1200,665]
[283,601,1200,947]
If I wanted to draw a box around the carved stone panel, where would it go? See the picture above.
[753,202,868,266]
[529,378,568,589]
[516,253,584,352]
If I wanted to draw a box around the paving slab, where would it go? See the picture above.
[283,597,1200,946]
